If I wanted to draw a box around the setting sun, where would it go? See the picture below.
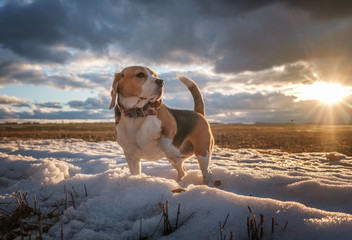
[297,82,349,105]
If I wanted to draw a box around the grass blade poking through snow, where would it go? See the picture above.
[149,201,196,237]
[0,190,66,239]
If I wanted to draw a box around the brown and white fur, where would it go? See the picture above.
[109,66,214,185]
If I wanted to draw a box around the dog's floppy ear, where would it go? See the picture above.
[109,73,122,110]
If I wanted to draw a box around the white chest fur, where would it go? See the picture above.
[116,115,164,161]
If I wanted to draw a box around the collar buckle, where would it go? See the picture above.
[117,102,157,118]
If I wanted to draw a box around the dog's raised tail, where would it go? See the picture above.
[177,75,205,116]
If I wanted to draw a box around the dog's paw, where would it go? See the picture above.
[203,173,214,186]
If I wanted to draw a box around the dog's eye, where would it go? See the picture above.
[136,72,145,78]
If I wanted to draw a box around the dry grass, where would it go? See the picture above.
[212,124,352,156]
[0,190,64,239]
[0,123,116,142]
[1,123,351,156]
[0,184,89,239]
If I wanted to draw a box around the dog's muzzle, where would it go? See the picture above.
[155,79,164,86]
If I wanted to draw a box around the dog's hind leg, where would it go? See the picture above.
[196,151,213,185]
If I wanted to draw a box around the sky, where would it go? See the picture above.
[1,0,352,124]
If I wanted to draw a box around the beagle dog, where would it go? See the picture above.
[109,66,214,185]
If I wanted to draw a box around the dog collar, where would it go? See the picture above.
[117,103,157,118]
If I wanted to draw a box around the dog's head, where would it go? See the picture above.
[109,66,164,110]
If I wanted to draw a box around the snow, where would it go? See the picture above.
[1,138,352,239]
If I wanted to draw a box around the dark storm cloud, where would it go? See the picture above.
[67,94,110,110]
[33,109,110,120]
[36,102,62,109]
[1,0,352,124]
[0,60,43,85]
[0,0,71,63]
[285,0,352,20]
[0,106,113,120]
[1,0,352,73]
[213,4,352,74]
[225,62,316,86]
[0,59,111,90]
[205,92,296,111]
[23,109,112,120]
[0,0,122,63]
[133,0,352,73]
[197,0,352,21]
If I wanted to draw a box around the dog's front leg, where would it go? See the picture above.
[125,155,141,175]
[160,136,181,165]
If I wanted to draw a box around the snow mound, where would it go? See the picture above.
[1,138,352,239]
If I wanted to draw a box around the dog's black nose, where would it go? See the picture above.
[155,79,164,86]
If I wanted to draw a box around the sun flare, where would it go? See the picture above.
[297,82,349,105]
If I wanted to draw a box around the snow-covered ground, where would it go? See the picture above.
[1,138,352,239]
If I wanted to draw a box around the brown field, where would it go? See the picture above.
[0,123,351,156]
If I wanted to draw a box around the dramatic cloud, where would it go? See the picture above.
[0,106,113,121]
[0,60,44,86]
[285,0,352,20]
[0,95,30,107]
[2,0,352,72]
[204,92,296,111]
[0,0,70,63]
[0,0,351,123]
[67,93,110,110]
[35,102,62,109]
[22,109,112,120]
[0,105,17,119]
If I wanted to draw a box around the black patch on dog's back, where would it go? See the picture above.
[168,108,199,148]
